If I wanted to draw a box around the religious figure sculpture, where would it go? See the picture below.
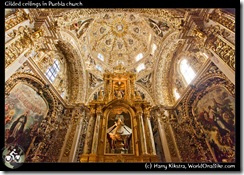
[107,114,132,154]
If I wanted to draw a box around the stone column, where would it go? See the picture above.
[83,108,96,154]
[144,109,156,155]
[156,111,172,162]
[137,107,148,155]
[91,106,102,154]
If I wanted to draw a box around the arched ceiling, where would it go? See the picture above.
[55,9,185,75]
[29,8,214,106]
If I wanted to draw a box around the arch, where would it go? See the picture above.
[153,31,181,106]
[5,83,49,145]
[6,82,49,114]
[103,99,136,155]
[104,99,136,116]
[5,73,58,117]
[184,72,235,163]
[59,29,86,68]
[5,73,59,155]
[59,29,87,103]
[35,50,69,100]
[179,58,196,85]
[135,83,155,106]
[85,83,104,104]
[174,51,207,79]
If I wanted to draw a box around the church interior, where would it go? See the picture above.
[4,8,235,163]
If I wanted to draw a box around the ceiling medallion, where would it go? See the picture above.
[116,24,123,32]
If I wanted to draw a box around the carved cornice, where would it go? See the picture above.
[209,9,235,33]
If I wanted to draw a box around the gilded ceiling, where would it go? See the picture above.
[88,13,152,67]
[14,8,232,106]
[55,9,184,74]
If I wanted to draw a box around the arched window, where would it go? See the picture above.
[151,43,157,55]
[61,91,66,98]
[135,53,143,62]
[96,64,102,71]
[180,59,196,84]
[45,59,60,83]
[173,88,180,100]
[98,53,104,61]
[136,63,145,72]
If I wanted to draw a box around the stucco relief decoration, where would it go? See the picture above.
[70,18,94,38]
[89,73,103,89]
[137,73,152,90]
[16,62,33,75]
[86,12,156,68]
[192,87,235,162]
[147,18,169,37]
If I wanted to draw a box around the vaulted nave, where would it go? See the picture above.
[4,8,235,163]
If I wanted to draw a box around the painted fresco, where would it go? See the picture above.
[193,87,235,162]
[5,83,48,152]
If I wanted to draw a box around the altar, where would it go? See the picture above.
[79,64,160,162]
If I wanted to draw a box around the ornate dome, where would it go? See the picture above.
[87,12,155,69]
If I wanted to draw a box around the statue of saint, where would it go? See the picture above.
[107,114,132,153]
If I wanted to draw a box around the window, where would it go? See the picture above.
[98,53,104,61]
[96,65,102,71]
[151,43,157,55]
[45,59,60,83]
[61,91,65,98]
[135,53,143,62]
[174,88,180,100]
[180,59,196,84]
[136,63,145,72]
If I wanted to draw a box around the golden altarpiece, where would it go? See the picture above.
[79,64,159,162]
